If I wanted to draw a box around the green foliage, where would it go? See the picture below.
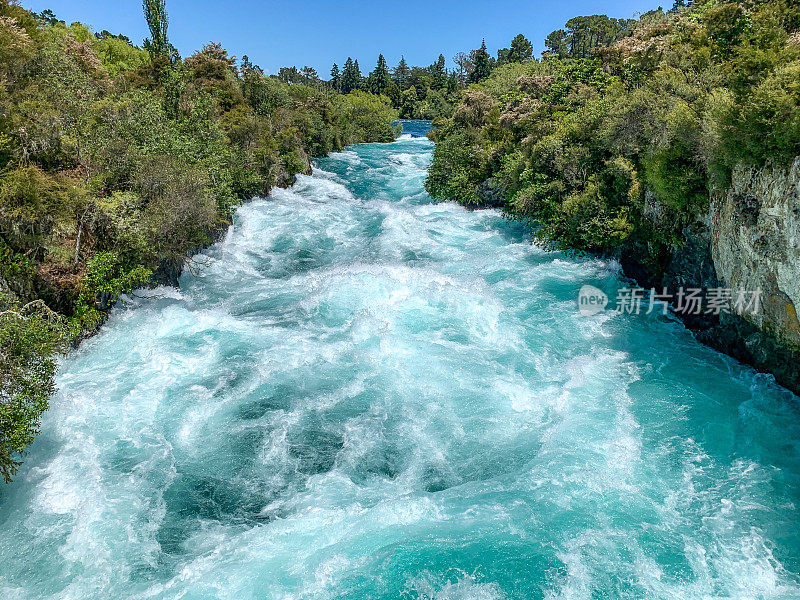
[330,62,340,92]
[0,292,68,483]
[72,251,152,328]
[92,33,149,76]
[83,251,151,298]
[426,130,485,206]
[430,54,447,89]
[333,92,399,144]
[714,60,800,172]
[428,0,800,267]
[508,34,534,63]
[369,54,391,94]
[142,0,169,56]
[345,49,470,120]
[341,57,361,94]
[393,57,410,87]
[544,14,634,58]
[469,40,492,83]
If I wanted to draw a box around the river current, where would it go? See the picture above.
[2,121,800,599]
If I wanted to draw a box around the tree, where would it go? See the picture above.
[385,82,401,106]
[330,62,341,92]
[430,53,447,89]
[184,42,242,110]
[453,52,473,87]
[446,71,459,93]
[37,9,63,25]
[497,47,510,65]
[400,86,418,118]
[508,34,533,62]
[408,67,432,98]
[669,0,687,13]
[544,29,569,57]
[142,0,169,56]
[95,30,132,43]
[341,57,361,93]
[241,54,263,76]
[278,66,302,84]
[369,54,391,94]
[468,39,491,83]
[301,65,319,86]
[353,59,363,89]
[393,56,410,88]
[544,16,634,59]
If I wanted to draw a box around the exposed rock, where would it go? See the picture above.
[616,158,800,393]
[712,158,800,348]
[662,214,721,333]
[706,157,800,391]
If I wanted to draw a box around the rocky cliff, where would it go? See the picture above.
[708,157,800,392]
[628,158,800,394]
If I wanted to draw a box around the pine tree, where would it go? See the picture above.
[37,9,61,25]
[369,54,391,94]
[301,66,319,86]
[341,57,360,94]
[430,54,446,89]
[241,55,263,76]
[330,63,341,92]
[669,0,687,12]
[393,56,410,88]
[508,34,533,63]
[446,71,459,93]
[496,47,509,66]
[353,59,362,90]
[469,39,491,83]
[142,0,169,55]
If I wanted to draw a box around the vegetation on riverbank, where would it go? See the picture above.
[0,0,398,481]
[279,34,536,121]
[426,0,800,268]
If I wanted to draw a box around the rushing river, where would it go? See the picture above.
[2,121,800,599]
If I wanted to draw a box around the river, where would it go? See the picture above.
[1,121,800,599]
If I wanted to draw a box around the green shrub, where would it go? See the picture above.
[74,251,151,328]
[0,292,68,483]
[427,0,800,261]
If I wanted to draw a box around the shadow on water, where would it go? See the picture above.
[394,119,433,138]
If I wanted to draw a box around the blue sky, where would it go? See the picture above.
[22,0,662,75]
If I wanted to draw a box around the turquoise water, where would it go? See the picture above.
[2,125,800,599]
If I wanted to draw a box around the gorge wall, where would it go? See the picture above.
[626,158,800,394]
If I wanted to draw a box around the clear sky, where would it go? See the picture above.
[22,0,662,75]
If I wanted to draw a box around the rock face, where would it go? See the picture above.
[618,158,800,393]
[712,158,800,347]
[707,158,800,392]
